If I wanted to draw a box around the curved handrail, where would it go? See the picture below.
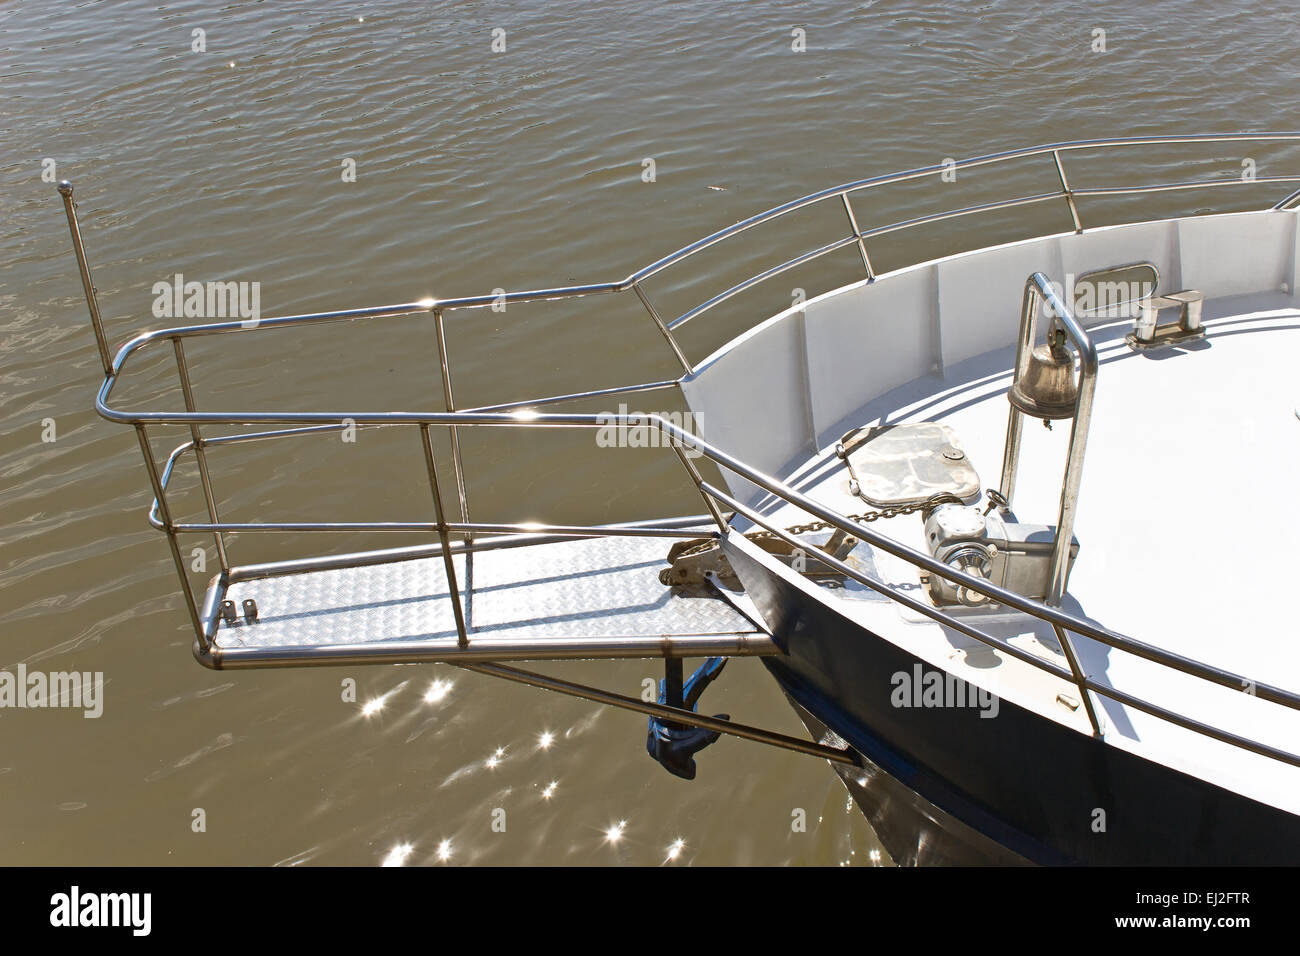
[74,132,1300,394]
[625,133,1300,283]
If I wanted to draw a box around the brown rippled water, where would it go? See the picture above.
[2,0,1298,865]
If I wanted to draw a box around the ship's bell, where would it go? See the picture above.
[1007,337,1078,420]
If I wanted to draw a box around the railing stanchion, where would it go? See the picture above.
[633,283,693,375]
[56,181,113,377]
[1053,623,1103,737]
[1053,150,1084,233]
[419,424,469,648]
[841,193,876,280]
[133,424,207,650]
[434,307,473,620]
[433,309,471,533]
[669,439,730,533]
[172,338,228,572]
[998,282,1039,505]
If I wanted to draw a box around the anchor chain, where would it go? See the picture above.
[660,491,965,588]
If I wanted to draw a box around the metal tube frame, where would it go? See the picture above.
[56,133,1300,770]
[172,338,228,571]
[81,412,1300,711]
[132,424,207,652]
[56,182,112,376]
[1053,149,1083,233]
[433,307,474,626]
[632,282,693,374]
[433,309,470,535]
[461,661,856,765]
[419,424,468,648]
[102,406,1300,769]
[840,192,875,280]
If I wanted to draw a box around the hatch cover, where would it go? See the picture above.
[836,422,981,508]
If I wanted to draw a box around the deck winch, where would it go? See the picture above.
[922,503,1079,607]
[829,412,1086,609]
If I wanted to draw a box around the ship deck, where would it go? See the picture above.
[743,291,1300,813]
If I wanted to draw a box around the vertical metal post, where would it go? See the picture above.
[433,309,471,534]
[670,442,729,533]
[998,282,1039,504]
[56,181,113,377]
[134,424,207,651]
[1052,150,1084,234]
[1052,623,1102,738]
[1047,340,1096,606]
[433,307,473,623]
[632,283,694,376]
[840,193,875,281]
[999,408,1025,506]
[172,338,229,571]
[419,424,469,648]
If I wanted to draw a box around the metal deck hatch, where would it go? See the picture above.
[836,422,981,507]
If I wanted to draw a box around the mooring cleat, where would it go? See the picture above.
[646,657,728,780]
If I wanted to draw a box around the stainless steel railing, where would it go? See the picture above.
[57,134,1300,770]
[121,404,1300,770]
[77,133,1300,381]
[70,134,1300,553]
